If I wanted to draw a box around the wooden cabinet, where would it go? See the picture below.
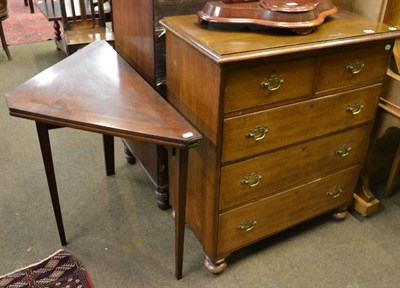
[112,0,208,208]
[161,10,400,273]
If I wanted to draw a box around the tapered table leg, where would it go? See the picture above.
[173,148,189,280]
[103,134,115,176]
[35,122,67,246]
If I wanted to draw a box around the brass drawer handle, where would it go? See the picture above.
[346,59,364,75]
[346,102,364,115]
[238,219,258,232]
[246,125,269,141]
[326,186,343,198]
[241,172,263,188]
[336,144,352,157]
[260,74,284,92]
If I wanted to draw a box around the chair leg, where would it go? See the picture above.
[0,21,12,61]
[28,0,35,14]
[383,144,400,198]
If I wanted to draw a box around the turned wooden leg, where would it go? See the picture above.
[54,20,62,41]
[35,122,67,246]
[332,206,348,220]
[123,144,136,164]
[155,186,170,210]
[53,20,64,52]
[204,255,228,275]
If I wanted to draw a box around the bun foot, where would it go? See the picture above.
[155,187,170,210]
[332,207,348,220]
[204,256,227,275]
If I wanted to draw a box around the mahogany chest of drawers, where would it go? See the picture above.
[161,10,400,273]
[112,0,208,208]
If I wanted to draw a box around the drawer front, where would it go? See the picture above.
[224,57,315,113]
[317,44,391,92]
[222,84,381,163]
[217,165,360,255]
[220,125,371,210]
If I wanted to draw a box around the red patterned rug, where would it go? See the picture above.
[0,250,94,288]
[2,0,55,45]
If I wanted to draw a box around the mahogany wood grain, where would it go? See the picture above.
[198,0,337,32]
[6,41,201,148]
[5,41,202,280]
[112,0,209,209]
[112,0,155,84]
[222,85,381,163]
[161,10,400,63]
[317,42,392,93]
[220,125,372,210]
[166,32,223,145]
[224,56,316,113]
[162,9,399,270]
[112,0,208,89]
[218,166,360,255]
[35,122,67,246]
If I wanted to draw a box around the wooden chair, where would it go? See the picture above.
[0,0,11,60]
[378,98,400,198]
[24,0,35,13]
[59,0,114,55]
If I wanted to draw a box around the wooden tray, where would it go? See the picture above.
[197,0,338,35]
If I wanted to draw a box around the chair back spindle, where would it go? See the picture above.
[60,0,106,31]
[57,0,113,55]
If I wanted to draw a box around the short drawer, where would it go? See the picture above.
[220,124,371,210]
[217,165,360,255]
[317,43,391,92]
[222,84,381,163]
[224,57,315,113]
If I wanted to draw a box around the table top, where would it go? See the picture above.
[161,9,400,63]
[5,41,202,148]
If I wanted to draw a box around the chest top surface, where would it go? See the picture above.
[160,9,400,63]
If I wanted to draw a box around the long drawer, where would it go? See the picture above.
[217,165,360,255]
[220,124,371,210]
[222,84,381,163]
